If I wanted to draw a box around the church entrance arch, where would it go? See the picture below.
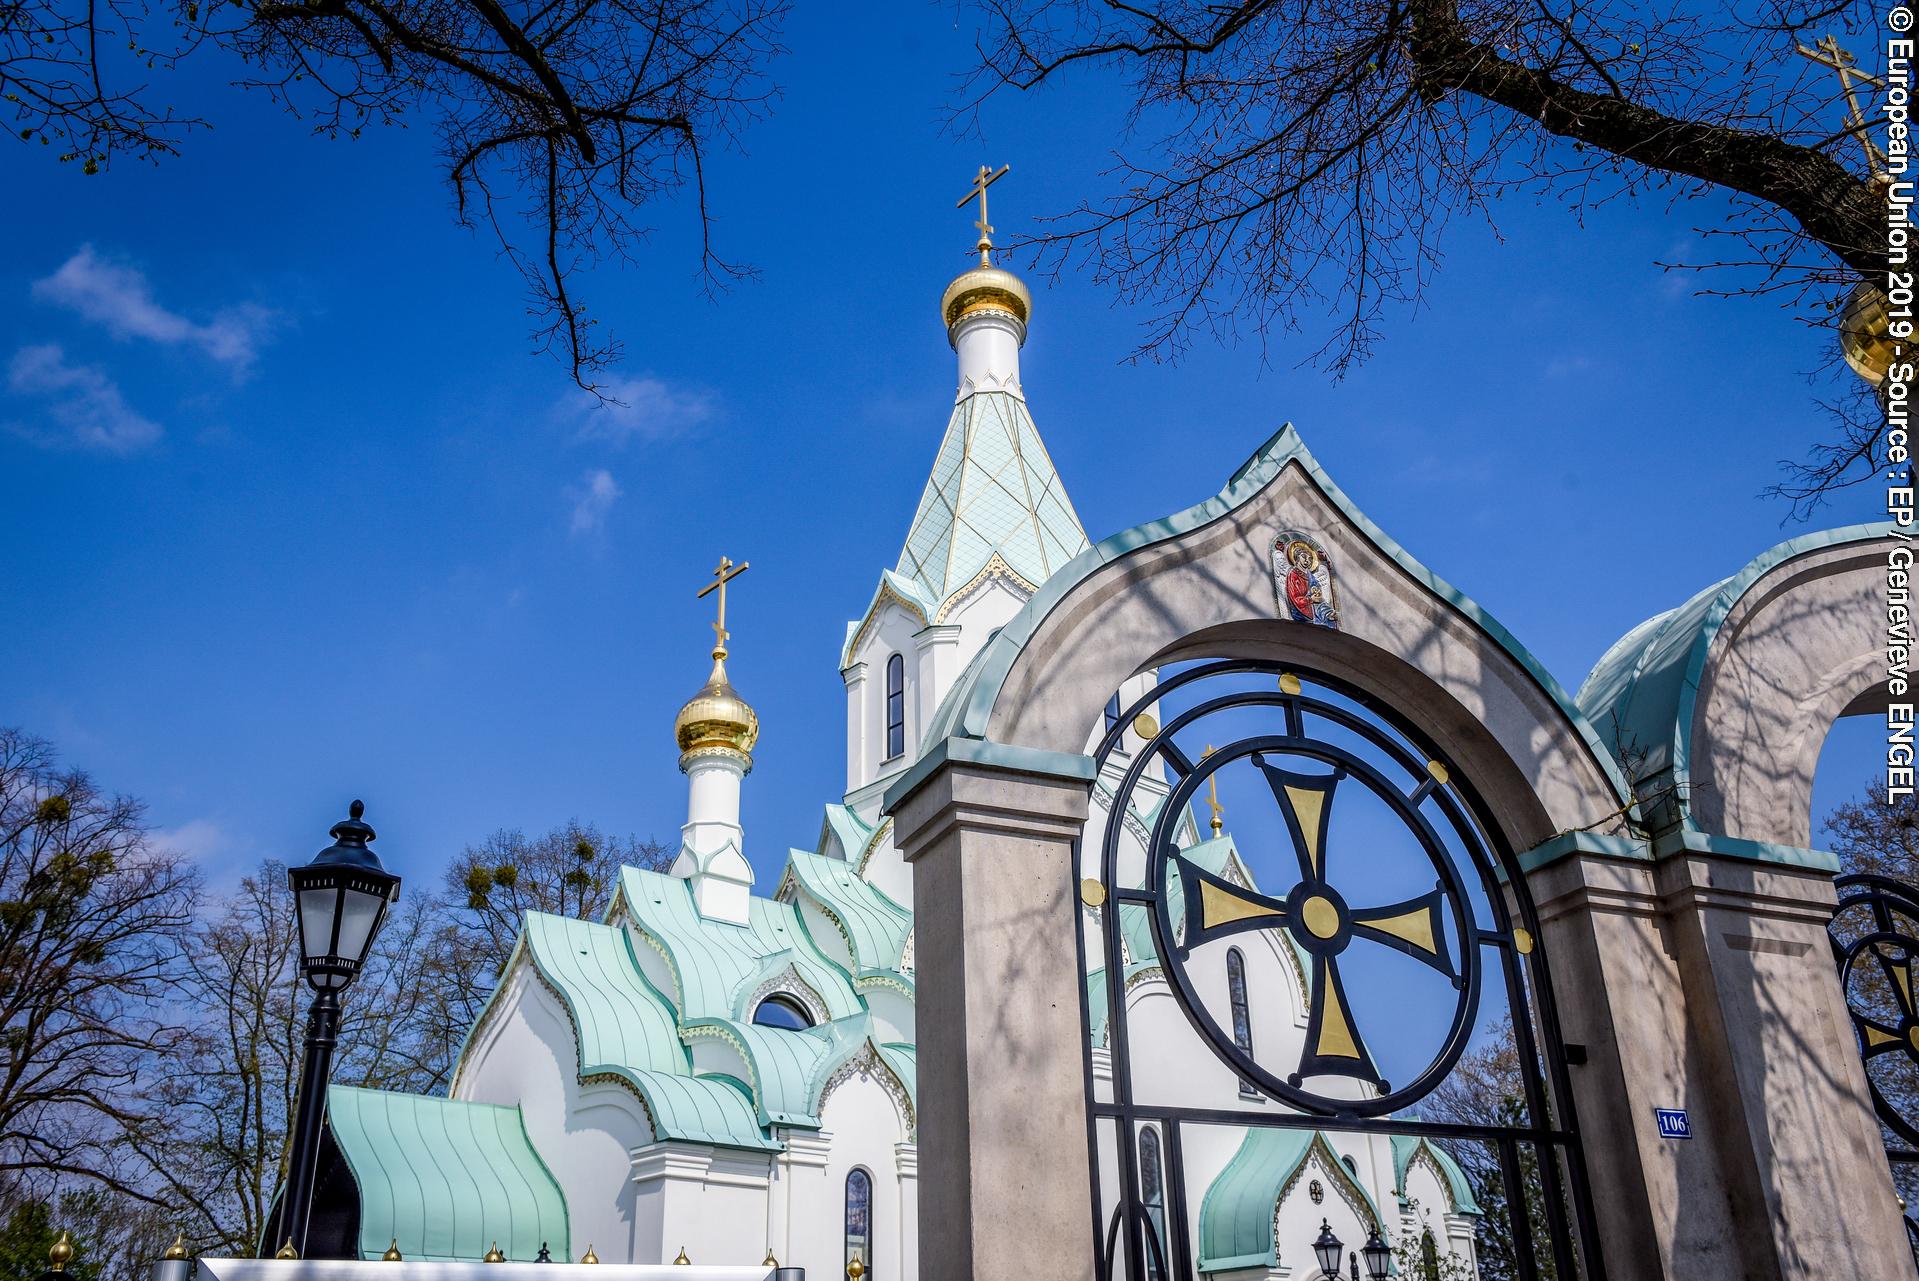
[1084,657,1601,1281]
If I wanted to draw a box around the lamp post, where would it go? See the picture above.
[1360,1227,1391,1281]
[278,800,401,1258]
[1311,1221,1343,1280]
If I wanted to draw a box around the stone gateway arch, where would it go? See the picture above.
[885,425,1907,1281]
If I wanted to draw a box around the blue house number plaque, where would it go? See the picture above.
[1654,1108,1691,1139]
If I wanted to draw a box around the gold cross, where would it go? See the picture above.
[697,555,750,656]
[1796,34,1888,177]
[1202,744,1225,835]
[957,163,1011,265]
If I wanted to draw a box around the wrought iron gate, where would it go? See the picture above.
[1079,659,1603,1281]
[1829,873,1919,1266]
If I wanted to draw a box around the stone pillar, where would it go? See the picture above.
[1525,842,1909,1279]
[889,750,1094,1281]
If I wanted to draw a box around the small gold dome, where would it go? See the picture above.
[673,653,759,769]
[579,1246,599,1265]
[164,1235,190,1262]
[1841,281,1897,385]
[941,263,1031,332]
[49,1232,73,1271]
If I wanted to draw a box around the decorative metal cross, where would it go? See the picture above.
[1203,745,1225,835]
[956,163,1011,264]
[1172,757,1460,1092]
[1796,34,1889,178]
[697,555,749,654]
[1856,942,1919,1061]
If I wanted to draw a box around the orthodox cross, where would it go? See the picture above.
[957,163,1011,264]
[1796,34,1889,178]
[697,555,749,655]
[1203,745,1225,835]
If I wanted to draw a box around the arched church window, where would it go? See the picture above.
[1420,1229,1440,1281]
[1138,1127,1166,1281]
[1226,948,1257,1099]
[845,1168,873,1277]
[884,654,906,760]
[1340,1154,1358,1177]
[751,995,813,1030]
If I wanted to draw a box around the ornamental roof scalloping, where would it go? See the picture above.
[1574,521,1894,837]
[324,1085,568,1263]
[784,848,913,975]
[1390,1133,1483,1215]
[819,803,875,862]
[1196,1128,1386,1274]
[617,866,862,1022]
[514,911,776,1151]
[894,389,1090,606]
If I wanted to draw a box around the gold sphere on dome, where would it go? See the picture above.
[1840,280,1897,385]
[941,263,1031,332]
[673,654,760,769]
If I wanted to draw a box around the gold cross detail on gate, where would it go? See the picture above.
[957,163,1011,265]
[1796,34,1889,178]
[697,555,750,658]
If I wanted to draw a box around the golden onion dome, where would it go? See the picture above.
[941,262,1031,334]
[1840,281,1896,386]
[673,651,759,769]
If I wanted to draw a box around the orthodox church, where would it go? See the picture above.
[297,195,1484,1280]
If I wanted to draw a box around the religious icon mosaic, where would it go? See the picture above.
[1272,531,1340,628]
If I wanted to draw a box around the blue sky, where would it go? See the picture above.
[0,2,1885,897]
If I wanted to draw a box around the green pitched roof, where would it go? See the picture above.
[510,911,776,1151]
[784,848,913,975]
[1197,1129,1384,1274]
[618,867,862,1022]
[895,390,1089,605]
[324,1086,568,1263]
[1390,1134,1483,1215]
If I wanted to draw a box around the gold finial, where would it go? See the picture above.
[697,555,750,663]
[164,1234,190,1262]
[762,1249,779,1267]
[579,1246,599,1265]
[846,1250,866,1280]
[672,1247,691,1265]
[1796,35,1889,179]
[274,1239,299,1261]
[484,1243,506,1263]
[382,1240,404,1262]
[49,1231,73,1271]
[1202,745,1224,835]
[957,164,1011,266]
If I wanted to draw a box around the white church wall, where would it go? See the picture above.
[857,829,912,908]
[629,1143,772,1268]
[846,604,926,798]
[1400,1150,1478,1275]
[842,661,869,794]
[791,895,855,973]
[781,1071,913,1280]
[1272,1148,1376,1281]
[452,966,656,1266]
[857,984,914,1045]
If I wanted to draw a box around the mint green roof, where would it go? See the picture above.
[325,1086,568,1263]
[506,911,776,1151]
[1576,522,1894,839]
[784,849,913,975]
[893,424,1634,818]
[818,804,875,862]
[895,390,1090,605]
[1197,1129,1384,1274]
[618,867,862,1022]
[1390,1134,1483,1215]
[878,1042,916,1102]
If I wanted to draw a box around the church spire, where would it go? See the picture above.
[940,163,1033,399]
[670,555,758,923]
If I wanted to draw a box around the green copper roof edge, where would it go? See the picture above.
[1197,1128,1386,1273]
[1515,831,1650,874]
[1650,828,1842,873]
[882,734,1097,815]
[910,423,1638,815]
[528,910,691,1075]
[621,1068,783,1152]
[783,847,912,975]
[1390,1134,1483,1216]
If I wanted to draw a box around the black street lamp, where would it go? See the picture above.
[1312,1220,1343,1279]
[1360,1226,1392,1281]
[278,801,401,1258]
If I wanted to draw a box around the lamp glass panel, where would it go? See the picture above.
[332,887,386,968]
[1313,1230,1342,1275]
[297,886,339,964]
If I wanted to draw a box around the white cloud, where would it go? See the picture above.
[568,468,622,535]
[556,374,714,445]
[154,818,230,862]
[6,343,162,452]
[32,244,276,373]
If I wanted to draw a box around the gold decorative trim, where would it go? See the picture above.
[817,1042,917,1140]
[855,817,894,877]
[932,551,1039,624]
[844,585,930,669]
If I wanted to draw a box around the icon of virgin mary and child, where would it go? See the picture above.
[1274,533,1340,628]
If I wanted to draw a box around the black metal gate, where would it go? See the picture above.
[1828,872,1919,1268]
[1079,659,1603,1281]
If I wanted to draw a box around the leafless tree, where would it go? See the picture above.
[1,0,787,386]
[964,0,1891,512]
[1825,778,1919,881]
[0,729,198,1204]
